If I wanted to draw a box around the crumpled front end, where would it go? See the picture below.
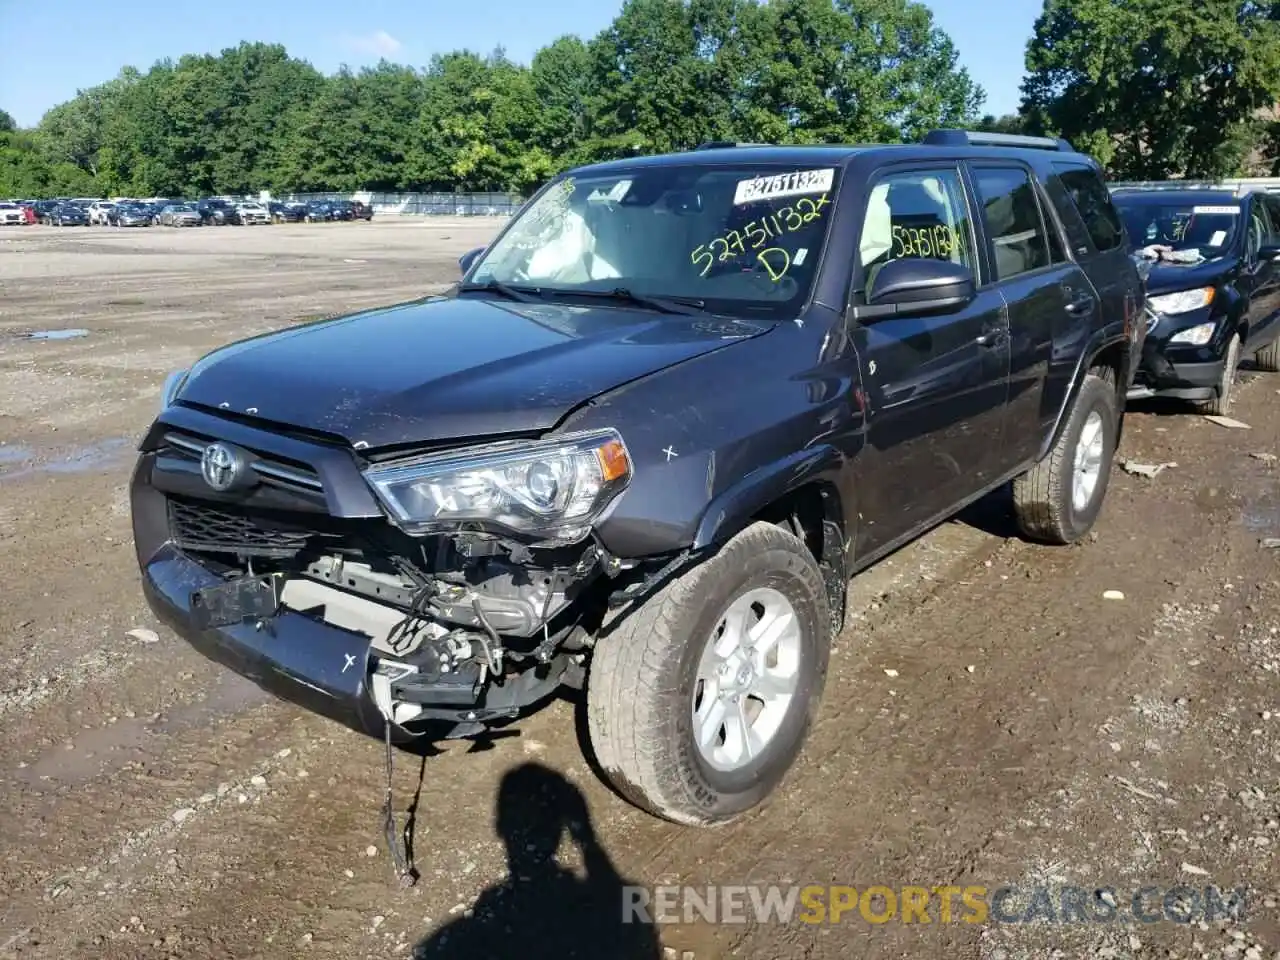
[130,405,635,741]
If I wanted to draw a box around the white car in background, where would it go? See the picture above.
[234,201,270,225]
[88,201,118,225]
[0,203,27,226]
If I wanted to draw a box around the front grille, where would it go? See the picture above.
[169,498,320,558]
[161,431,324,494]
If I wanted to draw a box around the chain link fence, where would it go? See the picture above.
[277,191,525,217]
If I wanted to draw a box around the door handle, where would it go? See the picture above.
[1065,294,1095,316]
[975,329,1004,347]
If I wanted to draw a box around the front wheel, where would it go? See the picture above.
[1254,331,1280,374]
[1194,332,1241,417]
[1012,370,1119,544]
[586,521,830,825]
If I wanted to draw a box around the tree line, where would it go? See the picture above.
[3,0,1280,200]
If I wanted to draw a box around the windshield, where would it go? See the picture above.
[1114,200,1240,256]
[468,163,842,317]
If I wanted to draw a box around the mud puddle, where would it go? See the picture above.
[16,329,90,341]
[0,437,135,480]
[15,674,272,791]
[1238,458,1280,536]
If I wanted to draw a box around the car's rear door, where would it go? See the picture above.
[964,159,1103,468]
[1243,195,1280,353]
[848,160,1011,556]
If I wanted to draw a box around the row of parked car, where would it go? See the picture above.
[4,197,374,227]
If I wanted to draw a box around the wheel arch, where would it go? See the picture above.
[691,447,849,637]
[1040,333,1130,460]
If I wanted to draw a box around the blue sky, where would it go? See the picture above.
[0,0,1039,128]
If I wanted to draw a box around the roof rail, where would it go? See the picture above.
[691,141,773,150]
[1108,178,1280,197]
[923,129,1074,152]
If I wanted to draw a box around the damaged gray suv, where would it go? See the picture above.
[133,132,1142,836]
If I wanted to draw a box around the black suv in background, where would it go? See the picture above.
[133,131,1142,829]
[328,200,357,221]
[303,200,334,222]
[269,201,307,223]
[195,198,233,226]
[1110,185,1280,414]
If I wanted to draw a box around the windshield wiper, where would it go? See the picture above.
[555,287,710,316]
[457,279,543,303]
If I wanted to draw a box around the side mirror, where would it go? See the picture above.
[864,258,976,317]
[458,247,485,276]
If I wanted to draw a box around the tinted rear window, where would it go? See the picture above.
[1052,163,1125,253]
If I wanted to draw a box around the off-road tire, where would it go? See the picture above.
[1012,369,1119,545]
[586,521,830,826]
[1255,333,1280,373]
[1194,332,1241,416]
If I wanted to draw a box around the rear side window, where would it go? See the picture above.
[1053,164,1124,253]
[971,167,1051,281]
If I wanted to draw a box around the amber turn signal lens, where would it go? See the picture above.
[596,439,630,482]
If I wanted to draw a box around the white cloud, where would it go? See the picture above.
[346,30,402,57]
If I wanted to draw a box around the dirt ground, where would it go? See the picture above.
[2,219,1279,960]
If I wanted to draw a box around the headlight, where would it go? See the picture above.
[160,369,189,410]
[363,429,632,543]
[1169,322,1216,346]
[1148,287,1214,315]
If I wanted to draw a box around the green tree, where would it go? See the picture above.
[737,0,984,145]
[9,1,987,196]
[976,113,1027,135]
[1022,0,1280,178]
[530,36,593,166]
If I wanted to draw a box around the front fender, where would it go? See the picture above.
[692,444,844,550]
[692,445,849,635]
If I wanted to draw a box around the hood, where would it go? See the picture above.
[1143,256,1235,297]
[176,296,770,449]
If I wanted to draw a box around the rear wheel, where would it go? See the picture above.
[1194,332,1241,416]
[1012,370,1119,544]
[587,521,830,825]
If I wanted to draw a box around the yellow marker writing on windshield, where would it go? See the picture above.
[690,193,830,276]
[757,247,791,282]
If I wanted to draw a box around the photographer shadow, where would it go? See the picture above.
[413,761,660,960]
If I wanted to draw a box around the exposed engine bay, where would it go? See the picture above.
[174,505,674,737]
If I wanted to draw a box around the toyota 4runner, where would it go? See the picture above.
[132,130,1143,831]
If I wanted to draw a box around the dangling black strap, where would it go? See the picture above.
[381,718,418,888]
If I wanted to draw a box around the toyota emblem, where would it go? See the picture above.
[200,442,243,492]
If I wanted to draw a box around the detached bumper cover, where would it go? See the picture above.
[140,543,394,737]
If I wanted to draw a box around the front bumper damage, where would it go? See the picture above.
[130,412,654,741]
[1126,307,1225,402]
